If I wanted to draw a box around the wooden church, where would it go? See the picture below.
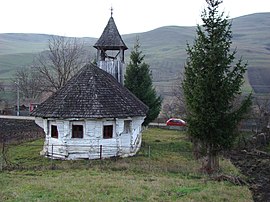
[31,13,148,160]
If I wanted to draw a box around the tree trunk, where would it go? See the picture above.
[203,144,219,174]
[192,138,204,160]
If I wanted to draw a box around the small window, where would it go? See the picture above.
[103,125,113,139]
[123,120,131,133]
[72,125,83,138]
[51,125,58,138]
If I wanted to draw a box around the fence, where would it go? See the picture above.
[0,141,161,171]
[1,135,269,173]
[1,117,269,172]
[151,118,268,133]
[42,143,145,160]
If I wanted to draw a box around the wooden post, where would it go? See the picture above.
[51,144,53,170]
[100,145,102,159]
[0,142,3,171]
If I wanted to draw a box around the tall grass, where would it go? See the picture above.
[0,128,252,201]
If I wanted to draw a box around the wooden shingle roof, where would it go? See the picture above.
[31,63,148,119]
[94,17,128,50]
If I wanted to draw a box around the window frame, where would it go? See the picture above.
[103,125,113,139]
[51,124,58,139]
[123,120,132,133]
[71,123,84,139]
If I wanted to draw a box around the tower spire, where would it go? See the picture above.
[94,8,128,84]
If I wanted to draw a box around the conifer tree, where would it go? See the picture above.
[125,38,162,126]
[182,0,252,173]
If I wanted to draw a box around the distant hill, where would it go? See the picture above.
[230,13,270,94]
[0,12,270,96]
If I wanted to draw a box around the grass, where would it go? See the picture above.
[0,128,253,201]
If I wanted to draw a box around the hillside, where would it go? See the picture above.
[0,12,269,96]
[231,13,270,94]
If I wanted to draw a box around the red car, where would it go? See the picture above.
[166,118,186,127]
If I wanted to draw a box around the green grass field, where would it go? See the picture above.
[0,128,252,202]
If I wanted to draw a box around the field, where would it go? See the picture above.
[0,128,252,201]
[248,67,270,93]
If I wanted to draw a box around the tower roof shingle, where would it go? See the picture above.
[94,17,128,50]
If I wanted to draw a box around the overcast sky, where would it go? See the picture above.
[0,0,269,38]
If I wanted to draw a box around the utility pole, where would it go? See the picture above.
[15,80,20,116]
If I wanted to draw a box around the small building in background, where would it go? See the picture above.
[30,103,39,112]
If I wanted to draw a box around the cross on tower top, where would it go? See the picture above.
[110,7,113,17]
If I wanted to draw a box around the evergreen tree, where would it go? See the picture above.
[125,38,162,126]
[182,0,252,173]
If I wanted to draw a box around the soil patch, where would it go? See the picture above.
[230,149,270,202]
[228,132,270,202]
[0,118,44,143]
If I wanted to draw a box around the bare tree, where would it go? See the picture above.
[171,74,187,116]
[161,74,187,119]
[0,81,4,92]
[252,95,270,133]
[0,82,4,103]
[0,81,4,101]
[13,67,43,100]
[33,36,86,92]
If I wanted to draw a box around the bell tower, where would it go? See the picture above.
[93,9,128,84]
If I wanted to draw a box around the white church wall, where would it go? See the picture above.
[36,116,145,160]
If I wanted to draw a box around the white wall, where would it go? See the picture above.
[35,116,145,159]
